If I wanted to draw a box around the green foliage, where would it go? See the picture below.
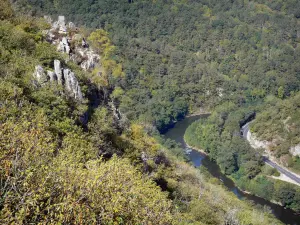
[87,29,124,88]
[251,92,300,173]
[88,29,115,58]
[0,10,175,224]
[0,0,297,223]
[185,103,300,212]
[0,0,13,20]
[19,0,300,131]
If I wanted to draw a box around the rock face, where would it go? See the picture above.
[47,71,57,82]
[43,16,101,71]
[52,16,67,34]
[290,144,300,156]
[63,69,83,100]
[33,65,48,84]
[247,130,271,150]
[54,59,63,85]
[33,60,83,101]
[34,16,106,100]
[57,37,71,55]
[77,48,101,71]
[247,125,300,157]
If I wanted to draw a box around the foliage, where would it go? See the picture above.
[0,11,175,224]
[0,0,295,223]
[185,103,300,212]
[19,0,300,132]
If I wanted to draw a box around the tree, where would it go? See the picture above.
[277,86,284,99]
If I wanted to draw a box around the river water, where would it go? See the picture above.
[164,115,300,225]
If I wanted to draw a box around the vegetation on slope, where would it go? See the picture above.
[184,102,300,212]
[0,1,283,224]
[17,0,300,132]
[251,93,300,172]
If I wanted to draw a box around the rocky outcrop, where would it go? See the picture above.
[47,71,57,82]
[52,16,67,34]
[76,48,101,71]
[244,121,300,157]
[54,59,63,85]
[248,127,300,157]
[290,144,300,156]
[63,69,83,100]
[57,37,71,55]
[33,60,83,101]
[43,16,101,71]
[33,65,48,85]
[246,130,272,150]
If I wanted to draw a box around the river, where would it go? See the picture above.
[164,115,300,225]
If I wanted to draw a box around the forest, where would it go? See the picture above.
[17,0,300,132]
[184,103,300,212]
[1,0,300,223]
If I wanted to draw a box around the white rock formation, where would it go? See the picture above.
[78,48,101,71]
[34,60,83,101]
[43,16,102,71]
[53,16,67,34]
[247,130,271,150]
[68,22,75,29]
[63,69,83,100]
[57,37,71,55]
[47,71,57,82]
[54,59,63,85]
[33,65,48,84]
[290,144,300,156]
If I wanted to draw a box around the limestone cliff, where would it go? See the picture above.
[33,60,83,101]
[43,16,101,72]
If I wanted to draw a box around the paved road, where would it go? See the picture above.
[263,157,300,184]
[241,123,300,184]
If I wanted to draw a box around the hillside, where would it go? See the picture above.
[17,0,300,132]
[0,1,285,224]
[184,104,300,213]
[251,93,300,172]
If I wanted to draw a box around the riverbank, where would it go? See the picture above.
[184,137,208,156]
[165,115,300,224]
[184,126,297,211]
[271,174,300,187]
[186,110,211,118]
[242,122,300,186]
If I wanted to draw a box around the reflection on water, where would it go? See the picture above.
[164,115,300,225]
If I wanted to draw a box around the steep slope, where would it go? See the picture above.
[251,93,300,172]
[16,0,300,132]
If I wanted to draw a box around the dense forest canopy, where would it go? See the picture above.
[16,0,300,132]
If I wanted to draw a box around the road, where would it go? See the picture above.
[263,157,300,184]
[241,122,300,184]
